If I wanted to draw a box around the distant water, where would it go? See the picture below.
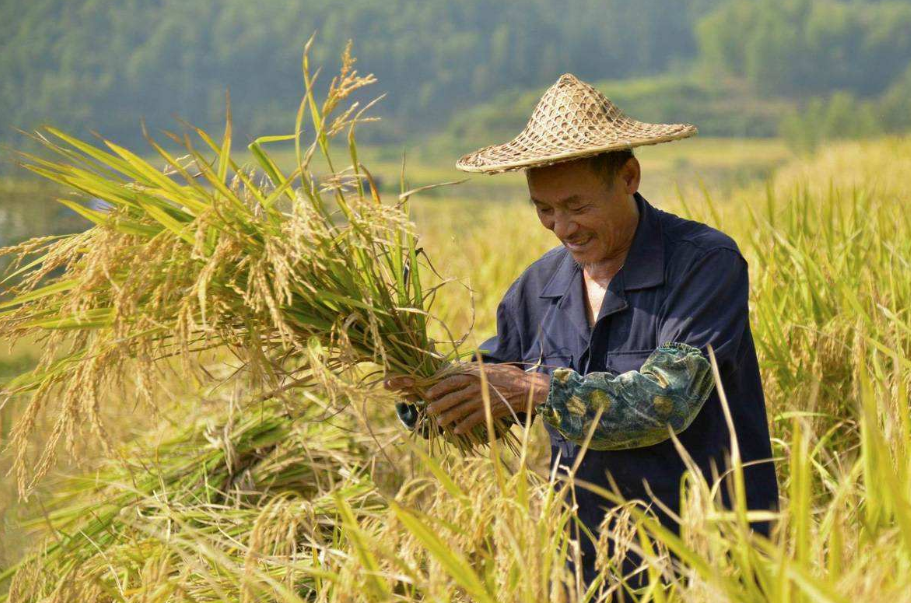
[0,182,88,248]
[0,182,89,289]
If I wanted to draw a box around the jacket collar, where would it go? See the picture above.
[539,192,665,300]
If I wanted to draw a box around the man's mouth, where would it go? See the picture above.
[563,236,592,251]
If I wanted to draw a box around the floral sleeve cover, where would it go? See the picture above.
[537,342,715,450]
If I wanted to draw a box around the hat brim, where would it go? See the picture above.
[456,124,697,174]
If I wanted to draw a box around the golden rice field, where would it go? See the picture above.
[0,109,909,600]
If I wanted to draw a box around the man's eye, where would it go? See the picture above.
[570,205,591,213]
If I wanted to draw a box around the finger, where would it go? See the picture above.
[437,390,512,427]
[436,397,480,426]
[384,376,415,391]
[427,384,478,416]
[426,374,475,400]
[453,405,510,435]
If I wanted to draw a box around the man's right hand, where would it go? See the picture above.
[383,375,421,404]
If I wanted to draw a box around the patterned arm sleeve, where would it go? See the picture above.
[535,342,714,450]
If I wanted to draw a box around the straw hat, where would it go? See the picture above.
[456,73,697,173]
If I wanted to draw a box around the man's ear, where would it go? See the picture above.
[620,157,641,194]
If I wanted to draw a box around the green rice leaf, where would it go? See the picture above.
[0,279,79,310]
[389,500,495,603]
[136,199,195,245]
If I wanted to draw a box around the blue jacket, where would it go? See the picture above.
[480,192,779,583]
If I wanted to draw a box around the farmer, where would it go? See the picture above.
[386,74,779,588]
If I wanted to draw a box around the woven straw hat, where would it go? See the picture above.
[456,73,697,173]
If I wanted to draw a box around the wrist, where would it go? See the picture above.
[528,371,551,414]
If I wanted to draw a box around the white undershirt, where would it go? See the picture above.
[582,270,609,328]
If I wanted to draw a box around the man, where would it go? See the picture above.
[387,74,778,587]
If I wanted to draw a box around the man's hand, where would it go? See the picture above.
[424,364,550,435]
[383,375,422,405]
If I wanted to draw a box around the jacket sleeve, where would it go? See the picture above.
[656,247,751,371]
[535,248,749,449]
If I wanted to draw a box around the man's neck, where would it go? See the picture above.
[583,254,627,284]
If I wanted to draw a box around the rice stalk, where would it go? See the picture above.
[0,395,382,602]
[0,39,513,498]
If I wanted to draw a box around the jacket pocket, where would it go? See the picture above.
[522,349,573,375]
[604,349,653,375]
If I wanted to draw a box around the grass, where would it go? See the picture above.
[334,138,910,602]
[354,139,910,601]
[0,40,909,601]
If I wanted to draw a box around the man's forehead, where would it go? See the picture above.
[530,193,584,205]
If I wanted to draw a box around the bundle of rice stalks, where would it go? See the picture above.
[0,39,514,497]
[0,395,383,602]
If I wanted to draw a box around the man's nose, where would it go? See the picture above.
[552,212,578,239]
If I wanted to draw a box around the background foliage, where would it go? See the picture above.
[2,0,909,158]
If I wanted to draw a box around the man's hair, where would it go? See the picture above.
[585,149,635,185]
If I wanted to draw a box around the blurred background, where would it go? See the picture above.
[2,0,910,156]
[4,0,910,272]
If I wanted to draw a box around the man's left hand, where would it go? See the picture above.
[425,364,550,435]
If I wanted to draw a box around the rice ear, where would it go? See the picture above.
[0,40,503,497]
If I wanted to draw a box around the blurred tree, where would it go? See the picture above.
[0,0,721,152]
[2,0,908,160]
[779,91,884,151]
[697,0,911,98]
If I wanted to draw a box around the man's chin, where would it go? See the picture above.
[565,245,596,263]
[569,251,594,264]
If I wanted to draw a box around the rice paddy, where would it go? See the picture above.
[1,45,909,602]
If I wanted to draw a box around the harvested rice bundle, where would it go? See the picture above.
[0,40,514,498]
[0,396,382,601]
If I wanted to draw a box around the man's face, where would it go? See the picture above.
[526,156,640,264]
